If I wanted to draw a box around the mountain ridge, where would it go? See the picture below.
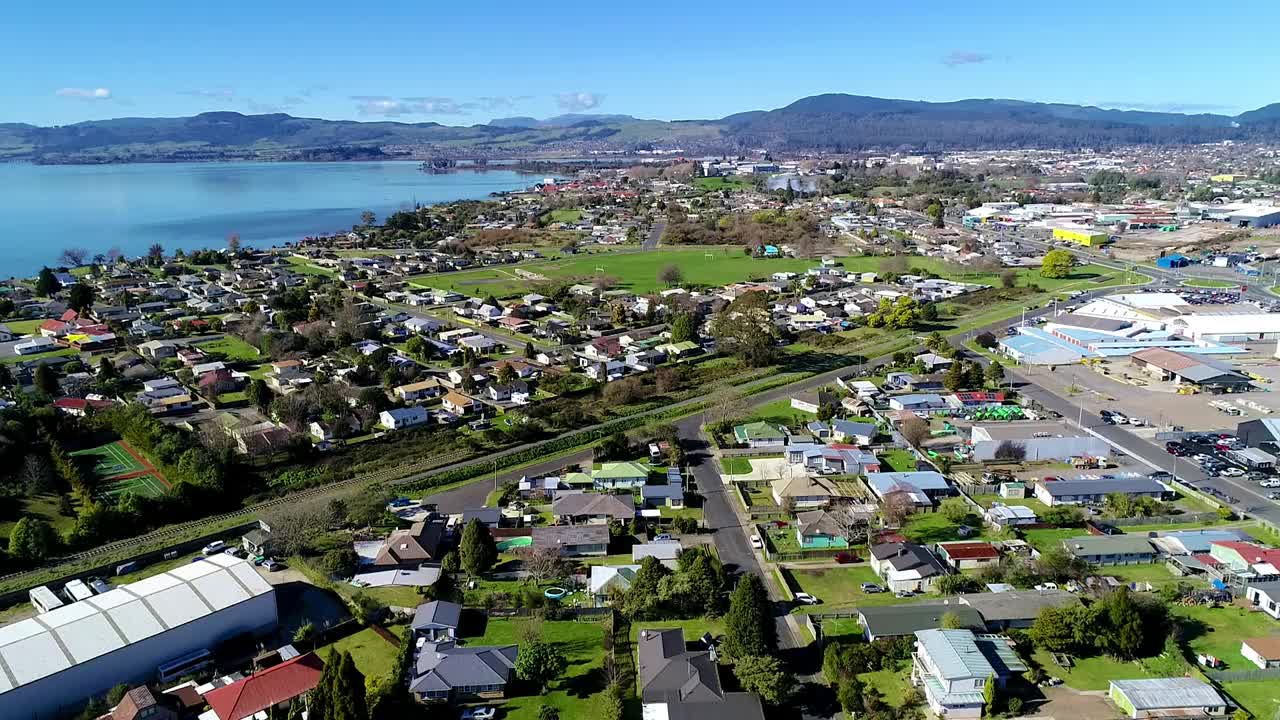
[3,94,1276,163]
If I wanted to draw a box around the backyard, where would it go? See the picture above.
[321,624,404,679]
[781,565,905,608]
[194,334,262,362]
[464,618,611,720]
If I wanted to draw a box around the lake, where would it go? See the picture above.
[0,162,542,278]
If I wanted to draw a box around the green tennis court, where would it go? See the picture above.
[71,441,169,499]
[71,441,145,478]
[98,473,169,499]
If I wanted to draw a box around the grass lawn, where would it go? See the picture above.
[782,565,904,607]
[631,618,725,645]
[545,208,582,224]
[693,176,755,192]
[1174,603,1280,670]
[970,494,1051,513]
[466,619,610,720]
[1180,278,1238,288]
[878,449,918,473]
[0,494,78,541]
[816,617,865,640]
[1221,680,1280,720]
[1099,563,1191,590]
[858,660,914,708]
[194,334,262,361]
[657,506,703,522]
[1032,649,1153,690]
[0,318,44,335]
[286,255,337,276]
[901,511,990,545]
[0,346,78,365]
[720,457,753,475]
[322,625,402,679]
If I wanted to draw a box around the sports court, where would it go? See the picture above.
[71,440,170,499]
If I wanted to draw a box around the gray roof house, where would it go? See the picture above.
[532,525,609,557]
[637,628,765,720]
[953,590,1079,630]
[857,603,984,641]
[461,507,502,529]
[869,542,949,593]
[411,600,461,642]
[552,492,635,524]
[1061,535,1157,565]
[411,641,518,702]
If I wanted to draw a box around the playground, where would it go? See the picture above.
[71,440,170,500]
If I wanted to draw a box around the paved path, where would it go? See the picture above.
[642,219,665,250]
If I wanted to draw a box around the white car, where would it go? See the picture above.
[750,535,764,550]
[1219,467,1245,477]
[201,540,227,556]
[794,592,820,605]
[1128,417,1146,426]
[1260,480,1280,489]
[462,709,497,720]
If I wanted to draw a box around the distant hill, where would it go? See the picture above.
[4,95,1280,163]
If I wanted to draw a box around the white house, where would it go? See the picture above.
[1245,581,1280,620]
[1241,637,1280,669]
[380,406,430,430]
[911,629,1025,719]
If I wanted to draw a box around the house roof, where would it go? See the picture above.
[206,652,325,720]
[532,524,609,551]
[590,565,640,594]
[937,542,1000,560]
[1061,535,1155,557]
[733,422,786,441]
[1038,477,1165,497]
[411,600,461,631]
[796,510,845,538]
[1109,678,1225,711]
[858,603,984,638]
[1243,636,1280,660]
[915,629,1000,680]
[373,521,443,566]
[954,589,1078,622]
[411,641,518,693]
[770,473,841,500]
[552,492,635,519]
[633,542,683,562]
[593,461,650,479]
[637,629,723,703]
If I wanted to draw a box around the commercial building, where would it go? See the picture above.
[970,422,1110,462]
[1129,348,1252,392]
[1052,226,1109,246]
[910,629,1026,719]
[1107,678,1227,719]
[0,554,277,719]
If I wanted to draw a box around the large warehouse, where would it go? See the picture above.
[0,554,277,719]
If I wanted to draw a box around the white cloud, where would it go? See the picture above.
[352,95,475,117]
[941,50,991,67]
[555,92,604,112]
[55,87,111,99]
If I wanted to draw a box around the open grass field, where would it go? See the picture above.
[0,318,44,335]
[901,510,990,545]
[285,256,337,277]
[858,660,915,708]
[323,625,402,679]
[878,449,917,473]
[0,346,78,365]
[1174,603,1280,670]
[1180,278,1239,288]
[1221,680,1280,720]
[71,440,170,499]
[545,208,582,224]
[1032,648,1154,690]
[747,397,813,427]
[0,493,77,540]
[693,176,755,192]
[720,457,753,475]
[464,619,610,720]
[781,565,904,607]
[195,334,262,361]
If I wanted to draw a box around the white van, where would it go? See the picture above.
[202,540,227,555]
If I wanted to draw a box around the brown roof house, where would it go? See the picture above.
[111,687,179,720]
[552,492,635,524]
[374,521,444,568]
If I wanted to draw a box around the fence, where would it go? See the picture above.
[1105,511,1221,527]
[472,606,612,620]
[1206,666,1280,682]
[720,448,788,458]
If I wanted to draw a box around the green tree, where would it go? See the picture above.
[442,550,461,573]
[936,575,982,596]
[333,651,369,720]
[68,283,96,313]
[106,683,131,706]
[33,363,59,396]
[940,611,966,629]
[97,357,116,379]
[1098,587,1146,659]
[985,360,1005,386]
[983,673,997,709]
[524,341,536,359]
[943,359,967,391]
[921,302,938,322]
[733,655,795,704]
[624,556,673,619]
[460,518,498,577]
[515,641,568,693]
[1040,249,1074,279]
[0,364,12,388]
[496,362,517,385]
[9,517,56,561]
[669,312,698,343]
[710,291,779,367]
[293,622,317,645]
[658,264,684,287]
[35,267,61,297]
[724,574,775,658]
[320,548,360,578]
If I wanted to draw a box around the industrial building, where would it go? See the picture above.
[969,421,1110,462]
[1051,226,1109,246]
[0,554,277,719]
[1129,348,1253,392]
[1196,202,1280,229]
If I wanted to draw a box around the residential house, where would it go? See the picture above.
[791,390,838,414]
[984,504,1038,531]
[584,359,626,381]
[486,379,530,404]
[1245,581,1280,620]
[1034,478,1166,506]
[552,492,635,524]
[1107,678,1227,720]
[866,471,954,507]
[205,653,325,720]
[138,340,178,359]
[394,378,444,402]
[411,600,461,642]
[1242,637,1280,669]
[593,461,650,490]
[442,391,477,415]
[637,628,766,720]
[372,521,444,567]
[795,510,851,549]
[459,335,500,354]
[517,475,564,500]
[584,336,624,361]
[380,406,430,430]
[1208,541,1280,578]
[911,629,1026,719]
[935,542,1000,571]
[110,687,179,720]
[869,542,948,593]
[785,443,880,475]
[914,353,954,373]
[831,420,877,445]
[411,641,518,703]
[461,507,502,529]
[952,590,1080,631]
[857,603,984,641]
[733,422,787,449]
[1060,536,1157,565]
[590,564,641,603]
[532,525,609,557]
[641,468,684,508]
[241,525,274,556]
[771,472,843,509]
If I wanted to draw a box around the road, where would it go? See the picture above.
[642,219,665,250]
[423,450,592,512]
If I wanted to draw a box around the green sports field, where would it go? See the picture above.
[71,441,170,499]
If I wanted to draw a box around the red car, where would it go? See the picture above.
[834,552,858,564]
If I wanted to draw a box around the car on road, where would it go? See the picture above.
[751,535,763,550]
[794,592,820,605]
[653,534,672,542]
[1128,417,1147,426]
[1219,467,1245,478]
[202,540,227,556]
[860,582,884,593]
[461,708,497,720]
[1270,492,1280,501]
[1147,471,1174,482]
[1261,480,1280,489]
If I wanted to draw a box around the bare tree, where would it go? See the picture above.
[993,440,1027,461]
[707,389,749,429]
[262,500,332,556]
[58,247,89,267]
[227,232,242,254]
[881,489,918,526]
[900,415,929,448]
[106,246,123,264]
[658,264,684,287]
[516,547,574,584]
[21,455,55,495]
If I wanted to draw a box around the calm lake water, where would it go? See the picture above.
[0,162,541,278]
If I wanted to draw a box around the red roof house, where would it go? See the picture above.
[936,541,1001,569]
[205,652,325,720]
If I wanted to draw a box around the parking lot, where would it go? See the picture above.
[1160,431,1279,502]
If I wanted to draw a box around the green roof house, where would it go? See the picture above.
[593,461,651,489]
[733,422,787,448]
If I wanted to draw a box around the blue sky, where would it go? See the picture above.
[5,0,1278,127]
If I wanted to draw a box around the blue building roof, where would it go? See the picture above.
[866,471,950,496]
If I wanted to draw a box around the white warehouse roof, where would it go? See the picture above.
[0,554,272,696]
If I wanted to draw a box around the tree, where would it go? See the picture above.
[58,247,89,267]
[227,232,242,254]
[35,267,61,297]
[1097,587,1146,659]
[1040,249,1074,279]
[320,548,360,578]
[312,650,369,720]
[724,574,775,658]
[982,673,997,710]
[106,683,130,706]
[33,363,59,396]
[1000,269,1019,289]
[360,210,376,226]
[943,359,967,391]
[9,517,56,562]
[669,312,697,343]
[710,291,779,367]
[460,518,498,577]
[940,611,966,629]
[936,574,981,596]
[921,302,938,322]
[658,264,684,287]
[0,364,11,389]
[146,243,164,265]
[939,498,972,524]
[985,360,1006,386]
[518,547,573,584]
[96,356,116,380]
[1039,505,1083,527]
[68,283,96,313]
[900,415,929,448]
[817,403,836,422]
[293,622,317,645]
[624,556,673,619]
[881,489,918,526]
[733,655,795,704]
[538,706,561,720]
[975,331,998,349]
[524,342,536,359]
[993,440,1027,461]
[515,641,568,693]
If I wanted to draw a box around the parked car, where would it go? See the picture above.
[834,552,858,564]
[794,592,820,605]
[860,582,884,594]
[1269,492,1280,501]
[895,590,916,598]
[1220,467,1245,478]
[1261,479,1280,489]
[653,534,672,542]
[262,558,283,571]
[461,708,497,720]
[751,535,763,550]
[223,546,247,559]
[202,540,227,556]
